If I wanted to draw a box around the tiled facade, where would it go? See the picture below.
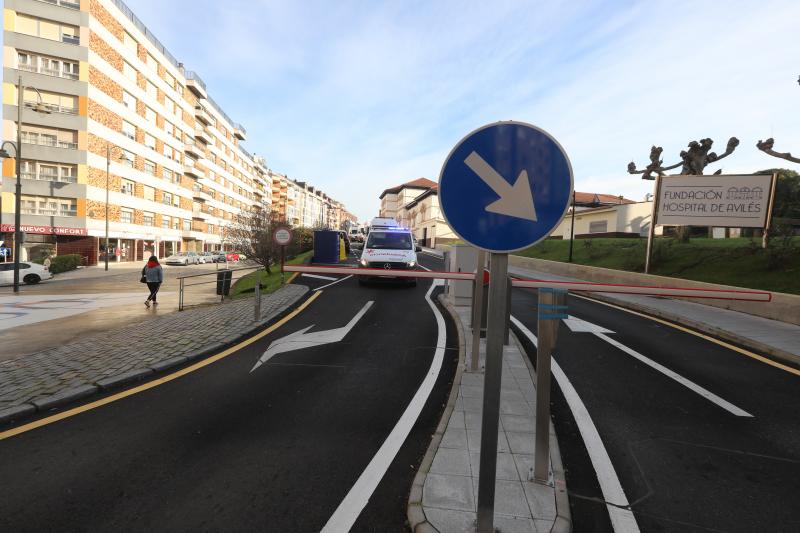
[0,0,351,265]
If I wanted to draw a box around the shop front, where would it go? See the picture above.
[0,223,93,264]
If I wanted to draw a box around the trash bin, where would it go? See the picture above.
[313,230,340,264]
[216,269,233,296]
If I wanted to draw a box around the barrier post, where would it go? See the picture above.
[178,277,184,311]
[534,288,567,483]
[470,250,486,371]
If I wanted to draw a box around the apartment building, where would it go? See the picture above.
[0,0,273,265]
[378,177,436,220]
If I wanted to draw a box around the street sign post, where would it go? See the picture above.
[273,226,293,285]
[438,121,573,532]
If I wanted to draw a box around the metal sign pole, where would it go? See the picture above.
[471,249,486,371]
[762,172,778,249]
[644,175,662,274]
[254,278,261,322]
[281,245,286,285]
[477,252,509,533]
[534,288,567,483]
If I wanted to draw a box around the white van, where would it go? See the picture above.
[359,225,420,286]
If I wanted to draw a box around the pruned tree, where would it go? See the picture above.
[224,202,283,274]
[756,138,800,165]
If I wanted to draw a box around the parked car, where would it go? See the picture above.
[209,251,227,263]
[199,252,215,264]
[225,252,240,262]
[0,262,53,285]
[165,252,200,266]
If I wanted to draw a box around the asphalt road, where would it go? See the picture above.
[510,287,800,532]
[0,253,458,532]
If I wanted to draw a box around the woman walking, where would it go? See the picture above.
[142,255,163,308]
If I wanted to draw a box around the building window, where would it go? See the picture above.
[589,220,608,234]
[143,185,155,202]
[145,107,156,124]
[23,88,76,114]
[121,179,135,195]
[122,150,135,167]
[172,219,180,230]
[183,220,191,231]
[123,61,137,83]
[162,192,172,206]
[161,216,170,229]
[146,53,158,72]
[122,120,136,140]
[20,161,76,183]
[123,31,138,53]
[20,195,76,216]
[164,72,175,89]
[21,125,77,149]
[16,15,78,45]
[164,120,174,137]
[163,168,174,182]
[143,212,154,226]
[144,133,156,150]
[144,160,156,176]
[146,80,157,99]
[162,143,173,160]
[120,208,133,224]
[18,52,78,80]
[122,90,136,110]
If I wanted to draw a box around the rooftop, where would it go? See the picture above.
[379,177,437,199]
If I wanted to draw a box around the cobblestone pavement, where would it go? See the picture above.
[0,284,308,422]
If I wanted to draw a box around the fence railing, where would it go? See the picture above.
[175,264,263,312]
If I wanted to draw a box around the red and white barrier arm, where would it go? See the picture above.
[283,264,476,281]
[511,278,771,302]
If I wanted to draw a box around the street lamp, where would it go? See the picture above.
[105,145,132,271]
[0,76,50,292]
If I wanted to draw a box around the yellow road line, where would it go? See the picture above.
[572,293,800,377]
[287,272,299,284]
[0,290,323,442]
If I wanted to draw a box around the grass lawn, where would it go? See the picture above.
[515,237,800,294]
[230,251,312,298]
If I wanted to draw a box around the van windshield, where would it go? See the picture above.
[366,231,412,250]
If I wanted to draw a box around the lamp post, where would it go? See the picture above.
[105,145,131,271]
[0,76,49,292]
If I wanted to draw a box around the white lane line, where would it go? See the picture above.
[313,275,353,291]
[301,273,338,281]
[511,315,641,533]
[594,332,753,417]
[322,279,446,532]
[417,264,432,271]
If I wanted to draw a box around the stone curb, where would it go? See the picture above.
[586,293,800,369]
[407,293,466,533]
[0,286,310,428]
[510,329,572,533]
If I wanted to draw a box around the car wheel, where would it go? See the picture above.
[23,274,41,285]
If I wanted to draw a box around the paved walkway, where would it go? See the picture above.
[0,285,308,424]
[416,305,565,533]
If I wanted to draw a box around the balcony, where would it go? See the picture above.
[21,170,76,183]
[192,187,212,202]
[184,163,202,179]
[184,138,202,158]
[61,34,80,45]
[185,71,208,99]
[18,62,79,81]
[195,127,212,144]
[233,123,247,141]
[26,101,77,115]
[21,133,77,150]
[194,105,213,125]
[22,207,77,217]
[192,207,211,220]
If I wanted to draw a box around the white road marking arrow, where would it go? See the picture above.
[250,300,374,372]
[563,315,615,334]
[464,151,538,221]
[561,315,752,417]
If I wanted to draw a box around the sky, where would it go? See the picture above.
[122,0,800,220]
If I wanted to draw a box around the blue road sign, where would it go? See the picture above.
[438,121,573,252]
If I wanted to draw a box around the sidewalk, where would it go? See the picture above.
[508,265,800,365]
[408,297,569,533]
[0,284,308,424]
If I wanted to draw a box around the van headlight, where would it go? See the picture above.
[407,260,416,268]
[360,259,368,267]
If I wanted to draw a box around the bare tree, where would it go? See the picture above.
[224,202,283,274]
[756,138,800,165]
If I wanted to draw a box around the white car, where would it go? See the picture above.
[359,225,420,286]
[165,252,200,265]
[0,261,53,285]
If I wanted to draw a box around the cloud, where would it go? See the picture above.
[125,0,800,220]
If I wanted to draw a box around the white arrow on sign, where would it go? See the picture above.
[250,300,374,372]
[464,151,538,221]
[561,314,752,417]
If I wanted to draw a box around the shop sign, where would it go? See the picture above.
[0,224,89,236]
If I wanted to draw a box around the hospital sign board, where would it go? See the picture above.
[656,174,775,228]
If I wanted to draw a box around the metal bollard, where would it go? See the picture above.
[534,288,568,484]
[254,279,261,322]
[178,277,184,311]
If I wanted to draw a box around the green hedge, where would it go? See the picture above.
[49,254,82,274]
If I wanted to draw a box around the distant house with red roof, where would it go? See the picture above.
[378,178,437,220]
